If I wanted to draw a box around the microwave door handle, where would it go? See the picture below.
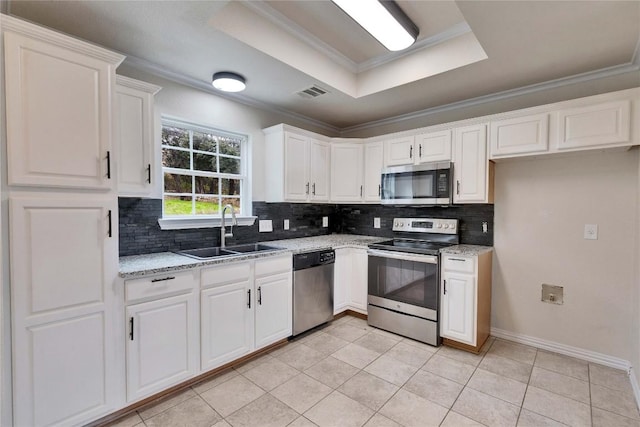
[367,249,438,264]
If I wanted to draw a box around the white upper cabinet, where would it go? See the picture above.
[331,143,364,202]
[264,125,330,202]
[453,124,493,204]
[556,100,631,150]
[384,136,415,166]
[309,139,331,201]
[3,16,124,190]
[414,130,452,162]
[115,75,161,197]
[489,113,549,158]
[363,142,384,202]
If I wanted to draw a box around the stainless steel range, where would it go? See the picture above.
[367,217,459,346]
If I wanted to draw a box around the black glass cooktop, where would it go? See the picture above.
[369,239,453,255]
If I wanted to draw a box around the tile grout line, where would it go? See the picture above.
[514,347,538,426]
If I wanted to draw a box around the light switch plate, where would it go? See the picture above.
[584,224,598,240]
[374,217,381,229]
[283,219,290,230]
[259,220,273,232]
[322,216,328,227]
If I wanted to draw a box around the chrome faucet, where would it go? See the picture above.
[220,204,238,248]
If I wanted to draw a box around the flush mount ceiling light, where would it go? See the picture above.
[212,72,246,92]
[332,0,419,51]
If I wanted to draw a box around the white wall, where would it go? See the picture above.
[492,149,639,362]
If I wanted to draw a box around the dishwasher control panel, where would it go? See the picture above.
[294,249,335,270]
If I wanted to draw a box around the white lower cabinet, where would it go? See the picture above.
[334,248,368,314]
[200,254,292,372]
[126,293,198,401]
[440,250,493,353]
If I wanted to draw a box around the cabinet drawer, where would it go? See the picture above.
[126,270,196,303]
[442,256,475,274]
[201,261,250,288]
[255,254,292,277]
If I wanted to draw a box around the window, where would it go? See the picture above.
[161,118,248,219]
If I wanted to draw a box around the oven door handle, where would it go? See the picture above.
[367,249,438,264]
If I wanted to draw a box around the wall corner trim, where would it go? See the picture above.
[630,367,640,414]
[490,327,631,371]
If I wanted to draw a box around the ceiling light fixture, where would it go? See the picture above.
[332,0,418,51]
[212,72,246,92]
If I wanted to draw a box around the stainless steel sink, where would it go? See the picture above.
[224,243,280,253]
[176,243,280,260]
[177,247,238,260]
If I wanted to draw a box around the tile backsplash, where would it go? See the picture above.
[119,198,493,256]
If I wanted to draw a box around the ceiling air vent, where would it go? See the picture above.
[296,85,328,99]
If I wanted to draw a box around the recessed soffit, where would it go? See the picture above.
[208,1,488,99]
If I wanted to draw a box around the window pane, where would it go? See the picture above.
[193,131,216,153]
[195,176,218,195]
[163,148,190,169]
[164,195,193,216]
[221,178,241,196]
[164,173,192,193]
[162,127,190,148]
[193,153,216,172]
[221,197,240,213]
[219,137,241,156]
[219,157,240,175]
[195,197,219,215]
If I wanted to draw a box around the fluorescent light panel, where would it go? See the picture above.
[332,0,418,51]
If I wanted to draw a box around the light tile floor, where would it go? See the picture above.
[110,315,640,427]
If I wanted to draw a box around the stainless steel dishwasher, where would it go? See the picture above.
[292,249,335,336]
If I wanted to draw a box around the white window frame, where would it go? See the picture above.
[157,117,255,230]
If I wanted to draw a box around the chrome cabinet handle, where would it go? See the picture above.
[129,317,134,340]
[419,144,422,158]
[247,289,251,308]
[443,280,447,295]
[312,183,316,195]
[360,185,363,197]
[306,182,310,195]
[449,258,466,262]
[147,164,151,184]
[107,210,113,238]
[409,146,413,159]
[456,180,460,195]
[151,276,175,283]
[258,286,262,305]
[106,151,111,179]
[378,184,381,196]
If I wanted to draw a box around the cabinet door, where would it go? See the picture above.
[116,76,160,197]
[333,249,350,315]
[415,130,452,162]
[255,272,292,349]
[126,293,198,401]
[284,133,310,201]
[10,193,119,426]
[201,281,254,371]
[453,124,489,203]
[4,31,119,189]
[363,142,384,202]
[490,114,549,158]
[556,100,631,150]
[348,249,368,313]
[384,136,415,166]
[309,139,331,201]
[331,144,364,202]
[440,272,476,346]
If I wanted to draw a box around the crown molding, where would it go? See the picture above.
[116,75,162,95]
[0,14,125,66]
[123,55,341,135]
[340,61,640,134]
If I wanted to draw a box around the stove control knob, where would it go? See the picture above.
[450,224,456,230]
[443,224,449,229]
[437,223,442,228]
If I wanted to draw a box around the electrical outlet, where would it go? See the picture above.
[482,222,488,233]
[374,217,381,229]
[322,216,328,227]
[584,224,598,240]
[259,220,273,232]
[283,219,290,230]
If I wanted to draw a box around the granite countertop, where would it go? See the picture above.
[119,234,389,278]
[440,244,493,256]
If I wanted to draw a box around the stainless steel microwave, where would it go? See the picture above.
[380,162,453,205]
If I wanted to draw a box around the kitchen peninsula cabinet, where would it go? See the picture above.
[440,249,493,353]
[334,248,368,314]
[264,124,330,202]
[115,75,161,197]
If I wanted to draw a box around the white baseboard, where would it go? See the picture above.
[630,368,640,413]
[490,327,631,371]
